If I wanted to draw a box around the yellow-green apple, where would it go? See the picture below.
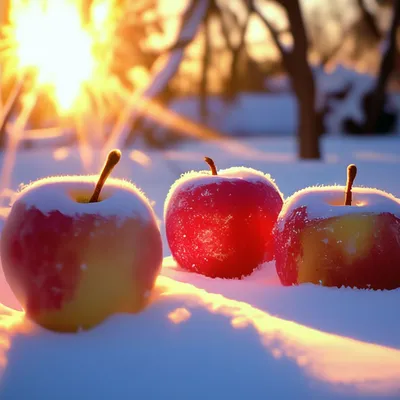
[164,157,284,279]
[0,150,162,332]
[274,164,400,289]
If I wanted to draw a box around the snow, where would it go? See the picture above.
[276,185,400,232]
[319,66,375,133]
[0,135,399,398]
[12,175,156,221]
[162,94,298,136]
[265,65,377,133]
[156,65,400,138]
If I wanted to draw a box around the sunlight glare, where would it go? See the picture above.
[10,0,95,112]
[129,150,152,167]
[53,147,70,161]
[91,0,111,29]
[0,306,26,373]
[168,307,192,324]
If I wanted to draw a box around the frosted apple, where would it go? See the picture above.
[275,164,400,289]
[164,157,284,278]
[0,150,162,332]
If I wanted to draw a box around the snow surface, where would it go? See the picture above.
[162,93,298,136]
[153,65,400,138]
[0,135,399,398]
[276,185,400,233]
[12,175,156,221]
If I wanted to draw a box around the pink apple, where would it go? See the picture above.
[274,176,400,289]
[164,157,284,278]
[0,151,162,332]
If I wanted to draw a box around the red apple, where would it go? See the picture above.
[274,165,400,289]
[164,157,284,278]
[0,150,162,332]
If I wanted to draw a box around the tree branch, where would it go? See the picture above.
[200,6,212,120]
[319,23,354,67]
[365,0,400,132]
[356,0,382,40]
[0,77,25,142]
[217,2,251,98]
[103,0,210,151]
[250,0,290,60]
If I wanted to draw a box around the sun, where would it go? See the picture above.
[0,0,129,118]
[10,0,95,112]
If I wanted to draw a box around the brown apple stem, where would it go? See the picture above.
[344,164,357,206]
[89,149,122,203]
[204,157,218,175]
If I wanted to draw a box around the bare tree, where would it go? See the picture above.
[357,0,383,40]
[252,0,321,159]
[217,4,251,100]
[307,3,353,69]
[104,0,210,151]
[365,0,400,132]
[199,6,212,122]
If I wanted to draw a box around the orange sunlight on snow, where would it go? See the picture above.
[155,276,400,396]
[167,307,192,324]
[0,305,27,372]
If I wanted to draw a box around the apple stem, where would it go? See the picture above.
[344,164,357,206]
[89,149,122,203]
[204,157,218,175]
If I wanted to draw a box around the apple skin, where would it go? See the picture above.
[0,176,163,332]
[164,167,283,279]
[274,186,400,289]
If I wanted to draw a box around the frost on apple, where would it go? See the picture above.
[274,185,400,290]
[13,175,156,222]
[164,165,283,279]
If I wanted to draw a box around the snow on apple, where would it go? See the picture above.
[164,157,283,279]
[274,165,400,289]
[0,151,163,332]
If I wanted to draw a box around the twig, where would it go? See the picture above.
[356,0,382,40]
[200,6,212,121]
[250,0,289,58]
[217,2,251,98]
[0,76,25,135]
[0,90,38,204]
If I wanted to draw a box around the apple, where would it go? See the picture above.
[274,164,400,289]
[164,157,284,278]
[0,150,163,332]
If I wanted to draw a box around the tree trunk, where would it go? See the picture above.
[226,13,250,99]
[200,8,212,122]
[364,0,400,133]
[291,63,320,159]
[283,0,321,159]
